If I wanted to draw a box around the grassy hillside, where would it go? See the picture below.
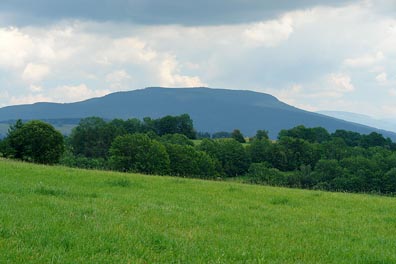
[1,159,396,263]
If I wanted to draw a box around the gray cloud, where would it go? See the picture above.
[0,0,355,26]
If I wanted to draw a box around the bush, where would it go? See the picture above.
[60,151,109,170]
[247,163,287,186]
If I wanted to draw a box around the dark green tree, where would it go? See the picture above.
[332,130,362,147]
[231,129,246,143]
[383,168,396,194]
[1,119,24,158]
[152,114,196,139]
[339,156,379,192]
[165,144,217,178]
[109,133,170,175]
[321,137,349,161]
[278,125,330,143]
[6,120,64,164]
[311,159,344,188]
[214,139,251,177]
[276,136,320,171]
[254,130,269,141]
[124,118,144,134]
[247,138,272,163]
[70,117,117,158]
[360,132,388,148]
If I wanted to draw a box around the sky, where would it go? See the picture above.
[0,0,395,119]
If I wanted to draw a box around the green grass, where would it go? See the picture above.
[1,159,396,263]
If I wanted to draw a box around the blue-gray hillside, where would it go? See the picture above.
[0,87,395,140]
[318,111,396,133]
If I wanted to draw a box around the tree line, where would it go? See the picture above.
[1,115,396,195]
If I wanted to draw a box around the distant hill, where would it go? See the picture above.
[318,111,396,133]
[0,87,395,140]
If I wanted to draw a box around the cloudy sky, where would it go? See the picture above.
[0,0,395,118]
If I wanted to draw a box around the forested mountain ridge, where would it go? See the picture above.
[0,87,395,140]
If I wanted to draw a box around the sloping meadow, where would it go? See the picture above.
[1,159,396,263]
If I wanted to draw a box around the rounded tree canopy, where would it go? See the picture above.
[7,120,64,164]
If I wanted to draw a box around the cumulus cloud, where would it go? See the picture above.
[10,94,53,105]
[0,27,33,68]
[329,73,355,94]
[389,89,396,96]
[29,84,44,92]
[96,37,157,65]
[105,70,132,90]
[376,72,387,84]
[0,26,77,70]
[244,16,294,46]
[7,84,112,105]
[0,1,395,119]
[22,63,50,82]
[53,84,110,102]
[159,56,206,87]
[0,90,9,101]
[344,51,384,67]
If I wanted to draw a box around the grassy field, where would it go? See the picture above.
[1,159,396,263]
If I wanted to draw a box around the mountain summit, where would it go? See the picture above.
[0,87,395,139]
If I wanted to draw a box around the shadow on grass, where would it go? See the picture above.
[106,178,132,188]
[32,183,98,199]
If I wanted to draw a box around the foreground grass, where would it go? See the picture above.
[1,159,396,263]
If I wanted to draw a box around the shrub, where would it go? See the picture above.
[247,163,286,186]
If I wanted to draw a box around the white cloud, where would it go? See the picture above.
[29,84,44,92]
[381,104,396,117]
[344,51,384,67]
[105,70,132,90]
[268,84,318,111]
[10,94,53,105]
[329,73,355,93]
[53,84,110,102]
[22,63,50,83]
[0,25,78,70]
[159,56,206,87]
[0,90,9,100]
[7,84,111,105]
[0,27,34,68]
[0,2,396,119]
[96,37,157,65]
[376,72,388,84]
[389,88,396,96]
[244,16,294,47]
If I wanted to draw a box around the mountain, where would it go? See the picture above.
[318,111,396,134]
[0,87,395,140]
